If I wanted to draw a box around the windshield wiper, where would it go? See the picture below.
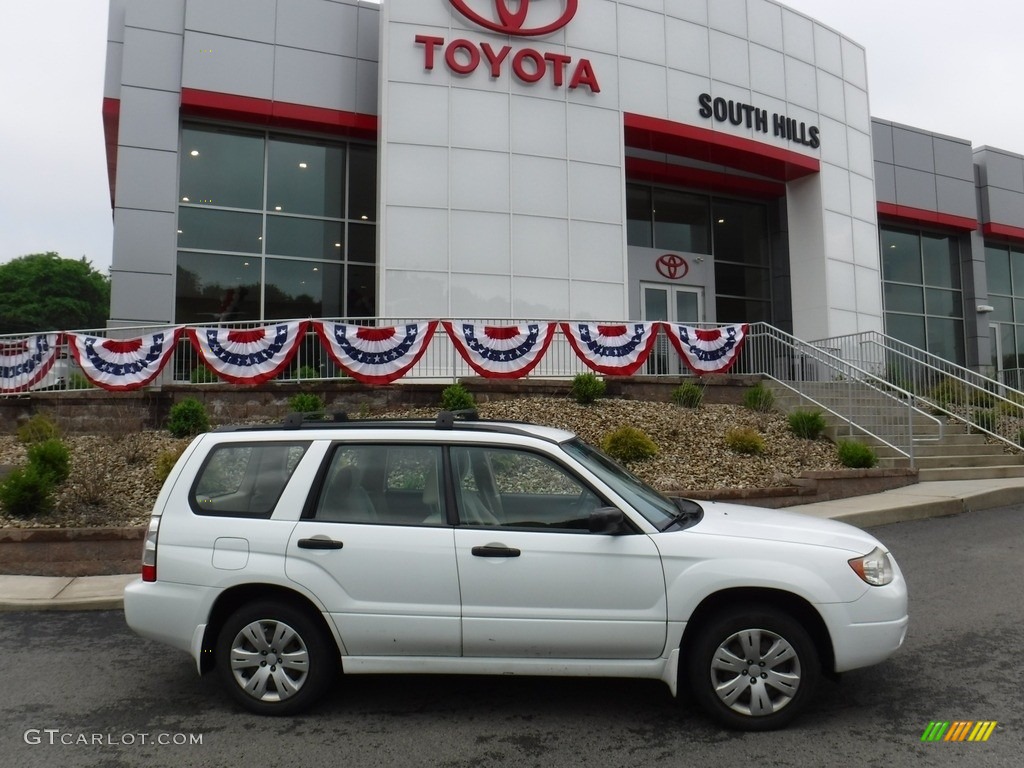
[661,497,704,532]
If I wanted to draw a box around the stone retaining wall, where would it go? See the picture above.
[0,527,145,577]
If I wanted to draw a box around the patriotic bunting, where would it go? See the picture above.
[664,323,748,374]
[0,334,61,393]
[187,321,309,386]
[560,322,660,376]
[67,328,184,391]
[443,321,556,379]
[314,321,438,385]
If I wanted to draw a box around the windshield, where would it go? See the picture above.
[562,438,681,529]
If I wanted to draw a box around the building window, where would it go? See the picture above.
[881,227,964,364]
[626,184,771,324]
[176,124,377,323]
[985,243,1024,377]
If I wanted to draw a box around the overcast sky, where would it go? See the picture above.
[2,0,1023,276]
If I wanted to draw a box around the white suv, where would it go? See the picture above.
[124,411,908,730]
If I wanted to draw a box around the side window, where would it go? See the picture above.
[314,444,446,526]
[451,446,605,531]
[192,442,307,518]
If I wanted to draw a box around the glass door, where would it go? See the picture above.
[642,284,702,375]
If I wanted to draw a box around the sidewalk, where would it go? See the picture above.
[3,478,1024,612]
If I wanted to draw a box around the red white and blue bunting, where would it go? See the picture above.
[314,321,438,385]
[664,323,748,374]
[187,321,309,386]
[67,328,184,392]
[443,321,556,379]
[560,322,660,376]
[0,334,61,393]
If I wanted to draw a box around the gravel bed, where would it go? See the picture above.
[0,397,843,529]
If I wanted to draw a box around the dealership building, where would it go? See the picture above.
[102,0,1024,378]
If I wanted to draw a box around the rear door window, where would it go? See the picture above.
[191,442,308,518]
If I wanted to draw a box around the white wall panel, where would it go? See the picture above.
[512,155,567,218]
[276,0,357,57]
[513,277,569,319]
[709,0,747,37]
[110,210,177,275]
[567,105,621,166]
[814,25,843,76]
[750,45,785,97]
[384,208,449,271]
[513,217,570,278]
[451,150,510,213]
[185,0,276,43]
[450,274,512,317]
[182,32,273,99]
[452,211,511,274]
[387,82,449,145]
[618,6,666,65]
[748,0,784,49]
[451,90,510,152]
[385,271,450,317]
[709,30,750,89]
[666,18,710,75]
[274,47,358,112]
[569,164,622,223]
[510,97,567,158]
[117,87,180,151]
[122,28,183,92]
[385,145,449,208]
[784,56,817,110]
[570,221,625,283]
[109,271,176,324]
[125,0,184,35]
[666,0,708,25]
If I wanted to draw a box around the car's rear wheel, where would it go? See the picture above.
[686,606,820,731]
[215,601,338,716]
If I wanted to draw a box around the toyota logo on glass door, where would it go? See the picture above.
[656,254,689,280]
[449,0,578,36]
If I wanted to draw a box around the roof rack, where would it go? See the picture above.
[435,408,479,430]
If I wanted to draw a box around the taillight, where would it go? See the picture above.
[141,516,161,582]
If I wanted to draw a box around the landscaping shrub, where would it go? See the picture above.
[787,409,827,440]
[971,408,996,434]
[27,438,71,485]
[295,365,320,380]
[725,427,765,455]
[671,381,704,408]
[441,383,475,411]
[570,372,606,405]
[155,446,187,484]
[289,392,325,414]
[743,383,775,413]
[601,426,658,463]
[167,397,210,438]
[16,413,61,445]
[0,465,55,518]
[837,440,877,468]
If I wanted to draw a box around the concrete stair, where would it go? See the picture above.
[768,380,1024,481]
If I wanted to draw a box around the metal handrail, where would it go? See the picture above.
[812,330,1024,452]
[737,323,946,466]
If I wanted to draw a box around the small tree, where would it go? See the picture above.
[167,398,210,438]
[570,372,606,405]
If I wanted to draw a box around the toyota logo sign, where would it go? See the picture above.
[449,0,578,37]
[656,254,689,280]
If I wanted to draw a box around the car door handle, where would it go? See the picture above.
[472,545,521,558]
[298,538,344,550]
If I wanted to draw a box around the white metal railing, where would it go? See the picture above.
[812,330,1024,452]
[736,323,945,465]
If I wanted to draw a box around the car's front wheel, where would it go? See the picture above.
[215,601,338,716]
[686,606,820,731]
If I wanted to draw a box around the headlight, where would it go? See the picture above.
[848,546,894,586]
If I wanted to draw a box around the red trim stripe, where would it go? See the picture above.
[877,202,977,232]
[623,113,819,182]
[982,222,1024,242]
[102,97,120,207]
[625,157,785,199]
[180,88,378,139]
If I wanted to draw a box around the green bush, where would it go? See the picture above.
[167,398,210,438]
[289,392,325,414]
[0,465,55,518]
[189,365,218,384]
[788,409,827,440]
[26,439,71,485]
[441,383,475,411]
[671,381,704,408]
[972,408,996,434]
[295,365,320,380]
[837,440,877,468]
[570,372,606,405]
[725,427,765,455]
[601,426,658,463]
[67,372,93,390]
[154,446,186,484]
[743,383,775,413]
[16,413,61,445]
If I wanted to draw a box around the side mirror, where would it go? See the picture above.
[589,506,625,534]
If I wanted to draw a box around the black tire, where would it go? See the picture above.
[685,605,820,731]
[215,600,338,716]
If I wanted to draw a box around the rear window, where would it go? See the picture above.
[191,442,308,518]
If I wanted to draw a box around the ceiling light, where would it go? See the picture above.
[299,162,307,169]
[361,215,368,220]
[190,150,199,157]
[274,206,282,211]
[181,197,189,202]
[334,243,342,248]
